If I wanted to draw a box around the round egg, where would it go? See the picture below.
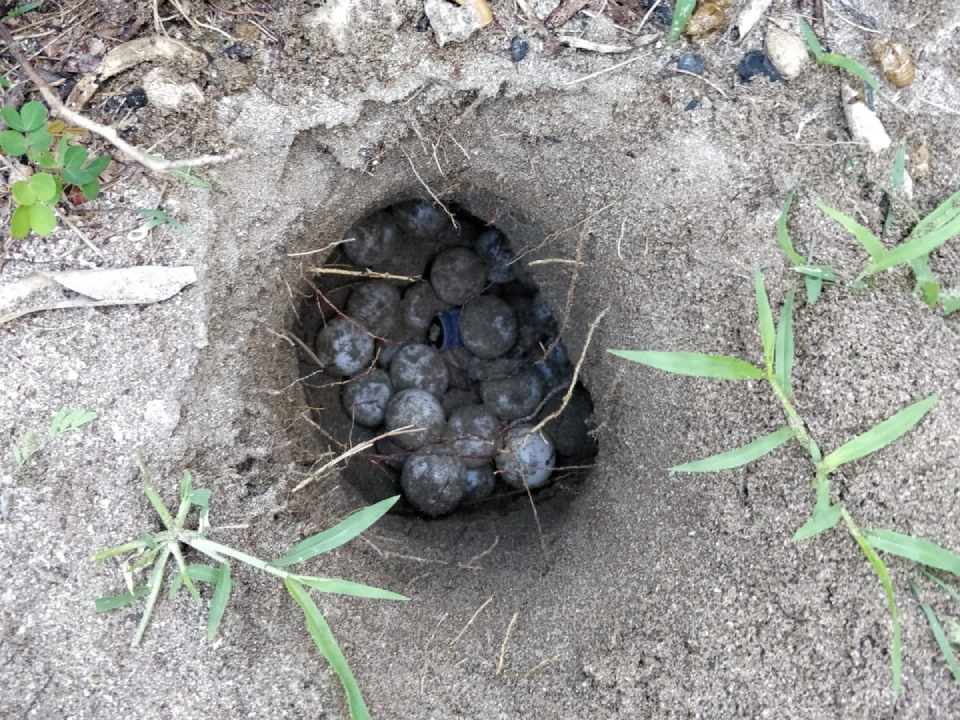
[447,405,500,468]
[430,248,486,305]
[315,317,375,376]
[459,296,518,360]
[496,425,556,489]
[340,369,393,427]
[389,344,450,397]
[346,281,401,336]
[384,388,446,451]
[342,211,400,267]
[401,452,467,517]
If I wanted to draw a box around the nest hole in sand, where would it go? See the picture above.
[294,197,599,519]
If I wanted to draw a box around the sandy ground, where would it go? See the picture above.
[2,0,960,718]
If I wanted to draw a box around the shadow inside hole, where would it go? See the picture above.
[294,197,599,518]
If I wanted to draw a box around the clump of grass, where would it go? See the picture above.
[609,266,960,696]
[9,408,98,471]
[94,456,406,720]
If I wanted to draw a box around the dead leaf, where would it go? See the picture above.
[0,266,197,326]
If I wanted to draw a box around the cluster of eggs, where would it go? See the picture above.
[311,199,581,517]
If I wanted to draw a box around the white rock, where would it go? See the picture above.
[143,68,204,111]
[737,0,773,41]
[841,85,891,153]
[765,24,810,80]
[424,0,483,47]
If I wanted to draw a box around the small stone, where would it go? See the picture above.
[341,369,393,427]
[390,343,450,397]
[481,368,545,421]
[385,389,446,451]
[402,282,449,332]
[510,36,529,63]
[764,24,809,80]
[736,50,785,84]
[677,52,704,76]
[459,296,518,359]
[142,68,204,111]
[343,211,400,267]
[401,452,467,516]
[346,281,401,336]
[430,248,486,305]
[463,463,496,503]
[124,88,148,108]
[423,0,483,47]
[496,425,556,489]
[448,405,500,468]
[315,317,374,376]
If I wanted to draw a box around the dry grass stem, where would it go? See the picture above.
[0,23,241,174]
[540,218,590,362]
[522,654,561,681]
[450,596,493,647]
[529,258,583,267]
[420,613,448,694]
[287,239,353,258]
[310,266,421,283]
[512,201,616,264]
[528,307,609,439]
[558,36,633,53]
[401,148,458,230]
[675,69,729,98]
[495,612,520,676]
[292,426,419,492]
[466,535,500,565]
[564,51,652,86]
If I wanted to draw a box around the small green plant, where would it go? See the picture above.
[665,0,696,44]
[1,100,111,237]
[10,408,98,471]
[609,267,960,696]
[94,456,405,720]
[799,19,879,91]
[137,207,190,235]
[6,2,43,19]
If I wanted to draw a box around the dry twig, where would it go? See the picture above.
[495,612,520,676]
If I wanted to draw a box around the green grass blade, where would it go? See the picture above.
[911,188,960,239]
[755,267,776,376]
[286,578,370,720]
[792,502,842,541]
[295,576,409,601]
[186,563,222,584]
[868,214,960,275]
[607,350,764,380]
[207,563,231,641]
[891,141,906,188]
[777,186,806,266]
[775,288,796,397]
[818,53,879,91]
[666,0,696,44]
[168,572,183,600]
[128,545,162,574]
[50,408,98,436]
[136,454,174,530]
[799,19,823,58]
[133,546,171,647]
[94,586,150,612]
[910,256,940,308]
[820,394,938,475]
[170,544,202,605]
[843,510,901,698]
[792,264,837,281]
[270,496,400,568]
[805,275,823,305]
[921,569,960,605]
[910,581,960,684]
[817,202,885,259]
[865,530,960,577]
[669,427,794,473]
[92,539,148,563]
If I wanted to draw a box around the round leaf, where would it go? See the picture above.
[11,180,35,206]
[1,105,23,131]
[63,145,87,169]
[81,178,100,200]
[61,166,94,186]
[0,129,27,156]
[46,119,65,134]
[10,205,30,237]
[28,203,57,236]
[85,154,111,177]
[29,172,58,203]
[19,101,48,132]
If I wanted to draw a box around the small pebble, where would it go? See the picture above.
[341,369,393,428]
[346,281,401,336]
[315,317,375,376]
[496,425,555,489]
[459,296,518,359]
[390,343,450,397]
[385,388,446,451]
[677,52,704,76]
[125,88,148,108]
[737,50,785,84]
[447,405,500,468]
[510,36,529,63]
[430,247,487,305]
[401,452,467,516]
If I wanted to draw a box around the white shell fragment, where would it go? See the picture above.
[764,24,810,80]
[143,68,204,112]
[736,0,773,41]
[841,85,891,153]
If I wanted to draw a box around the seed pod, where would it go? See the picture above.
[868,37,915,88]
[684,0,730,38]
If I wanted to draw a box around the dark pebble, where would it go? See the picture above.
[677,52,704,76]
[124,88,147,109]
[736,50,786,84]
[684,98,699,111]
[510,36,529,63]
[415,14,430,32]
